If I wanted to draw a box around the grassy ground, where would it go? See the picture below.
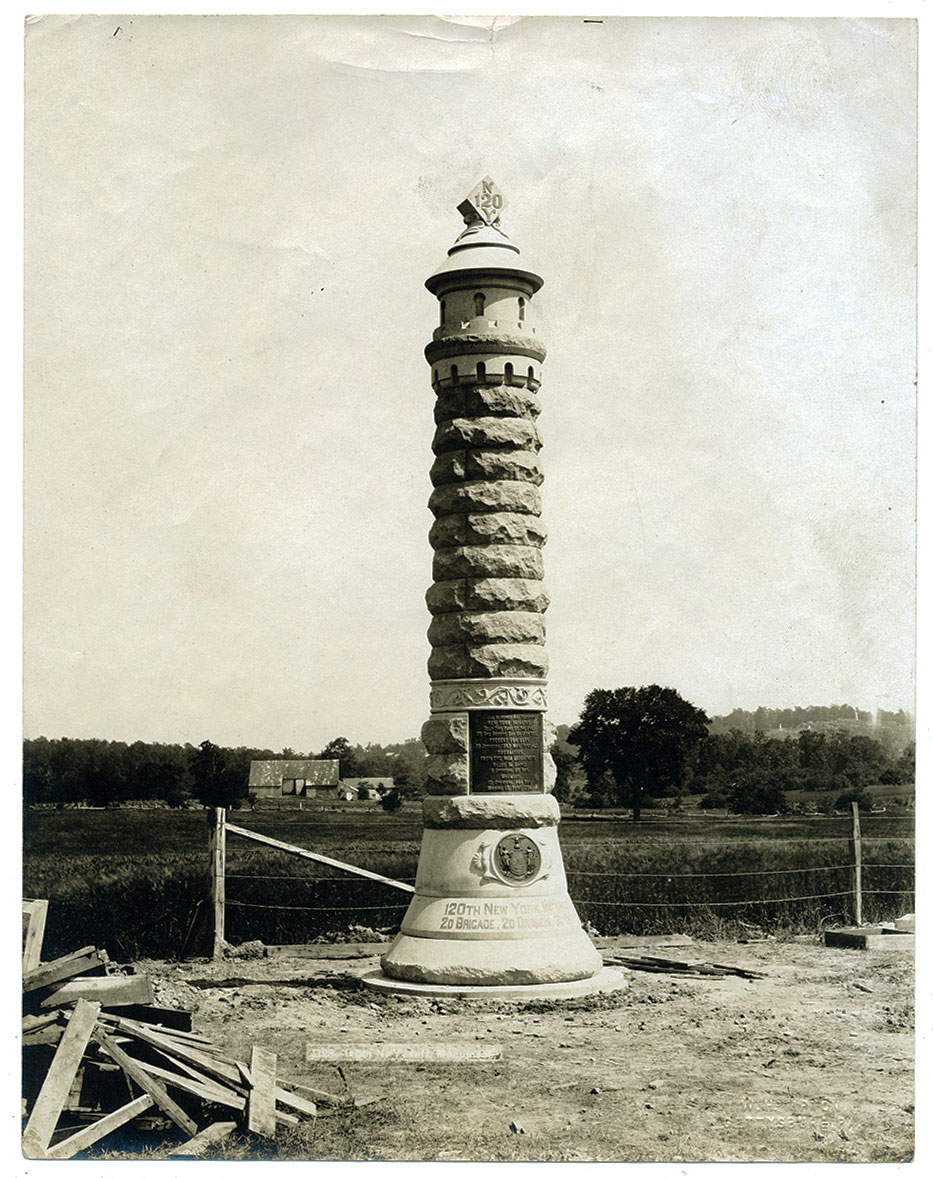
[23,806,914,958]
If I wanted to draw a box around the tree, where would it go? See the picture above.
[318,736,364,779]
[190,740,246,809]
[569,686,709,821]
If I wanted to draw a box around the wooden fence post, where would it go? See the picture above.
[851,801,862,926]
[209,807,226,959]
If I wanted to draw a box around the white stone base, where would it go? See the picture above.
[359,965,628,1002]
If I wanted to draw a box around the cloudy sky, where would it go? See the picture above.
[23,14,916,751]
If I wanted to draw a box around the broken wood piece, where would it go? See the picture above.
[247,1045,277,1137]
[22,899,49,972]
[24,946,109,993]
[170,1121,238,1158]
[92,1029,200,1138]
[39,973,153,1010]
[22,999,101,1158]
[44,1094,155,1160]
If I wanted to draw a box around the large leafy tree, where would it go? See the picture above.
[569,686,710,821]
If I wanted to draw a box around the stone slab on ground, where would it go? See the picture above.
[823,927,915,951]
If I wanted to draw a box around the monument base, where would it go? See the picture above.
[359,965,628,1002]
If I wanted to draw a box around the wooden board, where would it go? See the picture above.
[22,899,49,972]
[247,1045,277,1137]
[170,1121,238,1158]
[24,946,108,993]
[39,973,153,1009]
[44,1095,154,1160]
[22,999,101,1158]
[128,1058,245,1111]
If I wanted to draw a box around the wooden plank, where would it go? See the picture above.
[226,821,416,893]
[115,1003,193,1031]
[127,1058,245,1111]
[22,899,49,972]
[22,999,101,1158]
[170,1121,238,1158]
[39,973,153,1010]
[24,946,108,993]
[304,1042,503,1063]
[44,1095,154,1160]
[247,1045,277,1137]
[92,1029,199,1137]
[22,1012,61,1033]
[852,801,863,926]
[274,1086,317,1118]
[279,1080,353,1109]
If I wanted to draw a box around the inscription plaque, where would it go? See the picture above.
[470,711,543,793]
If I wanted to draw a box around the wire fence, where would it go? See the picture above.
[218,813,914,943]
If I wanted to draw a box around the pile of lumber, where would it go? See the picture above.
[602,953,765,980]
[22,899,317,1159]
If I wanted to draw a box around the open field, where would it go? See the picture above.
[23,807,914,959]
[68,938,915,1162]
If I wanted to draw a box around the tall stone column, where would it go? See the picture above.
[374,180,607,993]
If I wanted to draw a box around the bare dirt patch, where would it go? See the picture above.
[121,937,913,1162]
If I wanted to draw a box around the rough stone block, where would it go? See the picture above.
[465,511,547,547]
[424,752,470,795]
[433,387,468,424]
[421,714,469,756]
[468,578,550,613]
[432,545,544,582]
[423,794,560,829]
[428,643,549,680]
[465,449,543,485]
[433,417,541,455]
[429,481,542,519]
[427,611,546,647]
[425,580,469,615]
[429,515,468,549]
[543,749,557,794]
[467,385,540,419]
[430,451,467,486]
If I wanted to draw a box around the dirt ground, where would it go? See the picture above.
[132,936,914,1163]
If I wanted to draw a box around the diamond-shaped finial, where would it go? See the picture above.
[457,176,508,227]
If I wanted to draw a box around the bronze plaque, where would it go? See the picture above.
[470,711,543,793]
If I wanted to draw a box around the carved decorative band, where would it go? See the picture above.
[430,678,548,712]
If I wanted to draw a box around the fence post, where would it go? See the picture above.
[850,801,862,926]
[209,807,227,960]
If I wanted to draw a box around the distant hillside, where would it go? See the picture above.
[708,705,914,754]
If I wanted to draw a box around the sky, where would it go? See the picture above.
[22,14,917,752]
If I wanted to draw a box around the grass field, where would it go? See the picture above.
[23,805,914,960]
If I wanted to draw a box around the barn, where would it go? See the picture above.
[248,759,340,805]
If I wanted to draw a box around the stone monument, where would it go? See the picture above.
[364,179,624,997]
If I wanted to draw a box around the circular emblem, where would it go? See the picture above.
[494,834,541,884]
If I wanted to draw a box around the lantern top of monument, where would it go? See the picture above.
[425,177,543,296]
[457,176,508,229]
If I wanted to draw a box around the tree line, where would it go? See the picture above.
[23,690,914,814]
[22,735,429,809]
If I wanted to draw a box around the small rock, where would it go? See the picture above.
[590,1087,601,1095]
[853,983,873,993]
[647,1080,664,1090]
[222,939,266,960]
[509,1120,525,1135]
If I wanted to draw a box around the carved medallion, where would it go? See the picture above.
[494,834,541,884]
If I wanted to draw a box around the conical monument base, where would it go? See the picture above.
[360,965,627,1002]
[371,795,604,994]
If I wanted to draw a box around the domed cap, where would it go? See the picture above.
[425,177,544,296]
